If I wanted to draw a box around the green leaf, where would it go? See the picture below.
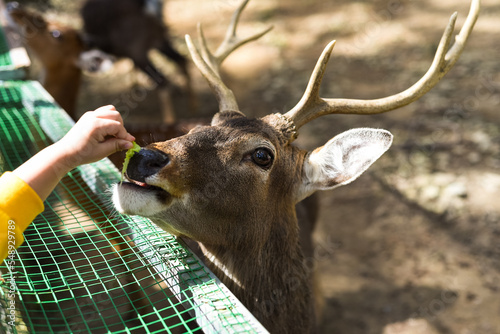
[121,141,141,183]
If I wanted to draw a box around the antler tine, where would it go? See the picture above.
[186,33,239,112]
[185,0,273,112]
[214,0,273,66]
[284,0,480,130]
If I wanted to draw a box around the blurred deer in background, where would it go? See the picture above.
[7,0,191,123]
[7,2,207,175]
[113,0,480,332]
[7,2,85,118]
[80,0,192,123]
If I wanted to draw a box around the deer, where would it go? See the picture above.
[7,1,191,123]
[7,2,85,119]
[110,0,479,332]
[80,0,192,123]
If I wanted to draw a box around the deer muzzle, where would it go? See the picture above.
[126,149,170,183]
[113,149,172,217]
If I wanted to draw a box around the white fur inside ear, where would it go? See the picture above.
[299,128,393,200]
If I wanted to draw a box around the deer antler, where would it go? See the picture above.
[284,0,480,131]
[185,0,273,112]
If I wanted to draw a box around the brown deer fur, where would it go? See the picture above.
[112,0,479,331]
[113,111,393,333]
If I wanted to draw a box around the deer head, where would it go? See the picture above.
[113,0,480,332]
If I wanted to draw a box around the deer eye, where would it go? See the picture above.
[50,30,62,39]
[252,148,273,169]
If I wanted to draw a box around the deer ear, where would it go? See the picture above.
[297,128,393,200]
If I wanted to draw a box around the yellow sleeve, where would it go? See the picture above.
[0,172,44,265]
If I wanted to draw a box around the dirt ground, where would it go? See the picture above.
[22,0,500,333]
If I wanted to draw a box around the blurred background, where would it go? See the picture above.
[13,0,500,333]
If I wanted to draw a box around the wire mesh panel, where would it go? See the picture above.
[0,80,268,334]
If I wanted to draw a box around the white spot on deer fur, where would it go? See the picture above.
[78,49,114,73]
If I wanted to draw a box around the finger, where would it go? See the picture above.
[117,139,134,151]
[94,105,116,113]
[93,105,124,124]
[98,138,134,157]
[94,118,135,142]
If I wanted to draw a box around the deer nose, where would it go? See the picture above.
[126,149,169,182]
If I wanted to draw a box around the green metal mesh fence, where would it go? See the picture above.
[0,80,268,334]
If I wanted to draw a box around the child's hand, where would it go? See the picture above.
[54,106,135,169]
[13,106,135,201]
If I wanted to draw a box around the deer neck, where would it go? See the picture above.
[198,204,314,333]
[41,64,82,118]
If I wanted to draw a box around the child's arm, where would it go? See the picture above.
[13,105,135,201]
[1,105,134,265]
